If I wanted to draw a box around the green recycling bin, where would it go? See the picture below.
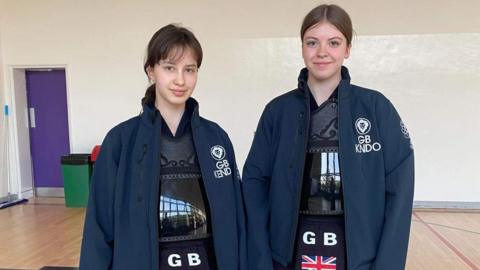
[61,154,92,207]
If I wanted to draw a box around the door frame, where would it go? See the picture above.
[6,64,72,199]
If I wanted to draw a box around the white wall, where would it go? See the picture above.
[11,69,33,197]
[0,29,8,199]
[0,0,479,203]
[348,34,480,202]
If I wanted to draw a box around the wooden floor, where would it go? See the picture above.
[0,198,479,270]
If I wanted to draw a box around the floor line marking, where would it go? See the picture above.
[413,212,479,270]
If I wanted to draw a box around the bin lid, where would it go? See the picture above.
[61,154,91,165]
[91,145,101,162]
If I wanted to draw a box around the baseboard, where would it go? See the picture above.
[414,200,480,209]
[0,190,33,203]
[36,188,64,197]
[22,188,34,199]
[0,193,18,204]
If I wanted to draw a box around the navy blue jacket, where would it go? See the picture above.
[80,98,247,270]
[243,67,414,270]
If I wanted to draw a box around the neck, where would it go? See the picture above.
[155,99,186,136]
[307,70,341,106]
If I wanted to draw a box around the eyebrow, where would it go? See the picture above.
[158,61,198,69]
[304,36,344,41]
[159,60,175,65]
[159,61,197,67]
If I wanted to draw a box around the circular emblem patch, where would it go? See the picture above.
[210,145,226,161]
[355,118,371,135]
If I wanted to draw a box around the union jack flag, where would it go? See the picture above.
[301,255,336,270]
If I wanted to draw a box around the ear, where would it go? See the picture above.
[345,44,352,59]
[146,66,155,82]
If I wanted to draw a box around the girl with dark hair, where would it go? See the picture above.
[80,24,246,270]
[243,4,414,270]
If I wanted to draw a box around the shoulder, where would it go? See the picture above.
[116,115,141,131]
[348,84,398,115]
[255,89,304,122]
[350,84,390,104]
[266,88,303,109]
[103,115,141,145]
[197,116,230,140]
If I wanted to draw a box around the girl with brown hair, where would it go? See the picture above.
[80,24,246,270]
[243,5,414,270]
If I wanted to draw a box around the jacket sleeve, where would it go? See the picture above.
[242,105,275,270]
[79,128,120,270]
[225,134,248,270]
[372,96,415,270]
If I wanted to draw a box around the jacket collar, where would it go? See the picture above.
[140,97,201,129]
[297,65,351,101]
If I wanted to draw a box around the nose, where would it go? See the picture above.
[174,70,185,86]
[316,43,328,58]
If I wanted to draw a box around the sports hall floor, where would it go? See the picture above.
[0,197,479,270]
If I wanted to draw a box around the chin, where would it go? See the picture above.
[310,71,334,81]
[309,66,340,81]
[167,96,190,106]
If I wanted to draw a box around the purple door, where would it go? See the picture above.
[26,70,70,189]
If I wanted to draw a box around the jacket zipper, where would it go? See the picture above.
[337,89,351,269]
[153,123,163,270]
[288,105,310,262]
[191,127,216,244]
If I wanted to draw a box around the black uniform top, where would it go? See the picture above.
[160,102,194,139]
[300,86,344,215]
[157,101,212,242]
[309,87,338,112]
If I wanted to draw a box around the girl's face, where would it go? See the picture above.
[147,47,198,108]
[302,21,350,83]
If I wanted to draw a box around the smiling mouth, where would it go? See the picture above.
[312,62,332,69]
[170,89,187,96]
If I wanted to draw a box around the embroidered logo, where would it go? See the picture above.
[355,118,371,135]
[354,117,381,153]
[210,145,226,160]
[400,120,410,139]
[211,145,231,178]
